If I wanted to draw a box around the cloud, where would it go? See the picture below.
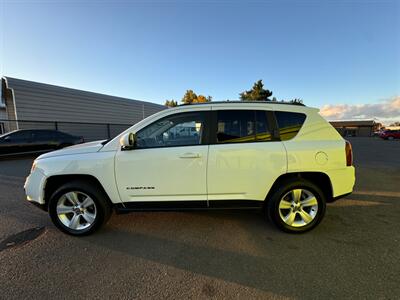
[319,96,400,125]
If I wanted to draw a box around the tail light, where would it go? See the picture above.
[345,140,353,166]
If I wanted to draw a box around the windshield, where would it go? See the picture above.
[0,131,13,138]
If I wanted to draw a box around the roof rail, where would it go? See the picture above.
[179,100,305,107]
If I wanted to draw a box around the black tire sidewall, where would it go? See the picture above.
[267,179,326,233]
[48,181,111,236]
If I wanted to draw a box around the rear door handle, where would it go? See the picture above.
[179,152,201,158]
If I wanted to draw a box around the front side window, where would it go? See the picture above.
[136,112,206,149]
[216,110,272,143]
[275,111,306,141]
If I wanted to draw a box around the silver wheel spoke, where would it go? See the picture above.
[279,200,292,209]
[57,205,74,215]
[284,210,296,225]
[81,196,94,208]
[299,210,313,224]
[69,214,81,229]
[292,189,302,203]
[65,192,78,205]
[82,212,95,224]
[301,196,318,207]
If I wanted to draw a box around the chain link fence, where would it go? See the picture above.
[0,119,132,141]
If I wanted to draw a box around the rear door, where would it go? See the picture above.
[207,109,287,205]
[31,130,56,152]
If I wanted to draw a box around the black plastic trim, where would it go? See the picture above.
[208,200,263,208]
[114,200,263,213]
[330,192,352,202]
[27,200,48,211]
[115,201,207,212]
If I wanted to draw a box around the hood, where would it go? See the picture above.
[37,140,106,160]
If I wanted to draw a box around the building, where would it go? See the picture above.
[1,77,165,139]
[329,119,382,137]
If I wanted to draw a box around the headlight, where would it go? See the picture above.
[31,161,37,173]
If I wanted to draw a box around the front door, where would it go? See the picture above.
[115,110,210,206]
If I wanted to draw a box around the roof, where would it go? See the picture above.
[1,76,165,124]
[2,76,164,108]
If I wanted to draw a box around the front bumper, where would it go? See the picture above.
[24,169,47,206]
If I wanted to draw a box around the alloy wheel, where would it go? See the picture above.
[56,191,97,231]
[278,188,318,227]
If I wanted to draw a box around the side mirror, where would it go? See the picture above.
[120,132,136,150]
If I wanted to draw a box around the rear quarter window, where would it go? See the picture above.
[275,111,306,141]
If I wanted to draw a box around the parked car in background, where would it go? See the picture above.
[379,130,400,140]
[0,129,84,156]
[373,130,382,137]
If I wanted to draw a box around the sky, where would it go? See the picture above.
[1,0,399,124]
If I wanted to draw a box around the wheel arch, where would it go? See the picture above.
[43,174,113,210]
[265,172,334,203]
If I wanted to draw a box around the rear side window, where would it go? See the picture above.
[54,131,71,138]
[216,110,272,143]
[32,131,54,141]
[275,111,306,141]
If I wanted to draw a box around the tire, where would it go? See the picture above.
[266,179,326,233]
[48,180,112,236]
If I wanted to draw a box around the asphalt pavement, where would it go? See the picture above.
[0,138,399,299]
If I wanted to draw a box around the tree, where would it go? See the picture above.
[181,90,212,104]
[289,98,304,105]
[181,90,198,104]
[239,80,273,101]
[164,99,178,107]
[389,121,400,126]
[193,95,212,103]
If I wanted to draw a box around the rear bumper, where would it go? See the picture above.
[24,169,47,206]
[326,166,355,199]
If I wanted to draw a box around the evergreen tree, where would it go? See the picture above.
[239,80,273,101]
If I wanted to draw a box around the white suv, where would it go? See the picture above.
[25,102,355,235]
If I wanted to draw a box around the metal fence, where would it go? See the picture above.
[0,119,132,141]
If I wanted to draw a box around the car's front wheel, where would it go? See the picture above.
[48,181,112,236]
[266,179,326,233]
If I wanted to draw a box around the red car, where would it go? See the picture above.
[380,130,400,140]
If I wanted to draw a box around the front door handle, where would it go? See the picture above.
[179,152,201,159]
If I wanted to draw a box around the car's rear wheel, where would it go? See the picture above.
[266,179,326,233]
[48,181,112,236]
